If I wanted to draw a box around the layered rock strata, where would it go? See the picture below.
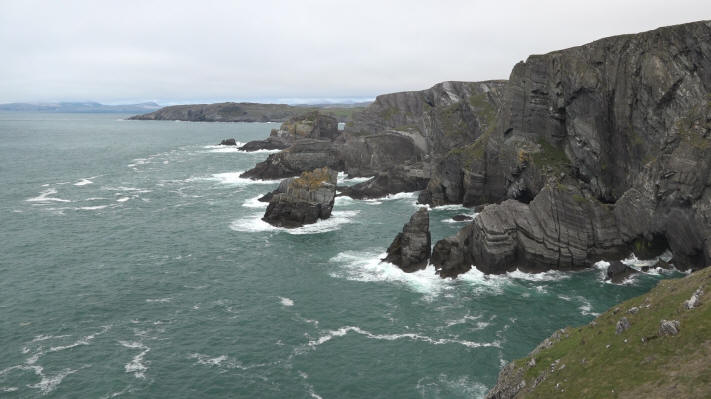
[262,167,337,228]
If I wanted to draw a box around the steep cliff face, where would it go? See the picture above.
[431,21,711,275]
[241,81,505,188]
[347,80,506,154]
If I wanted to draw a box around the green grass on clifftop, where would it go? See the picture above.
[507,267,711,398]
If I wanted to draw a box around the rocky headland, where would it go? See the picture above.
[247,20,710,277]
[128,102,365,123]
[262,167,337,228]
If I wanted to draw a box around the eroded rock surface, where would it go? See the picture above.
[262,168,337,228]
[383,208,431,272]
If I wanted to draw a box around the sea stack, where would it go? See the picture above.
[262,167,337,228]
[383,208,431,272]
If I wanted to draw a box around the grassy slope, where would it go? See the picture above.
[505,267,711,398]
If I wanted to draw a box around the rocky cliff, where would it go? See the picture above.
[430,20,711,275]
[241,81,506,197]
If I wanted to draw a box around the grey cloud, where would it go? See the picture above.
[0,0,709,103]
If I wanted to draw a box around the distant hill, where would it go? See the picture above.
[0,101,162,113]
[128,102,369,123]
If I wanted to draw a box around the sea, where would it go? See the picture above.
[0,112,681,398]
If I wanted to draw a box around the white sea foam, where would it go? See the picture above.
[145,298,172,303]
[243,195,267,208]
[279,297,294,307]
[229,210,359,235]
[26,188,71,203]
[328,251,450,297]
[337,172,372,185]
[594,250,675,283]
[189,353,229,366]
[329,250,512,297]
[119,341,150,379]
[417,374,489,399]
[506,268,570,282]
[308,326,500,349]
[28,368,79,394]
[78,205,108,210]
[73,178,94,186]
[116,197,130,202]
[188,353,250,370]
[191,171,280,186]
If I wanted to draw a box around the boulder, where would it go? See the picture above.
[262,167,338,228]
[383,208,431,272]
[659,320,680,336]
[220,138,237,146]
[452,214,473,222]
[606,261,637,284]
[616,317,631,334]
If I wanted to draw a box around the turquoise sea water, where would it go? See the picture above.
[0,113,680,398]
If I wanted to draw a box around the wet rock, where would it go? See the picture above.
[658,320,680,336]
[338,166,428,199]
[606,261,638,284]
[220,138,237,146]
[262,167,337,228]
[432,184,628,276]
[383,208,431,272]
[238,138,290,152]
[452,214,474,221]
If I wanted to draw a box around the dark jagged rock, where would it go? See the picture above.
[432,184,628,277]
[219,138,237,146]
[452,214,473,222]
[338,166,428,199]
[606,261,637,284]
[238,138,290,152]
[431,21,711,276]
[262,168,337,228]
[239,111,339,152]
[383,208,431,272]
[241,139,345,180]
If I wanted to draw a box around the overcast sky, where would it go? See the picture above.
[0,1,709,104]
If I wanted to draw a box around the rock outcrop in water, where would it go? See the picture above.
[262,167,337,228]
[239,111,339,152]
[219,138,237,146]
[383,208,431,272]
